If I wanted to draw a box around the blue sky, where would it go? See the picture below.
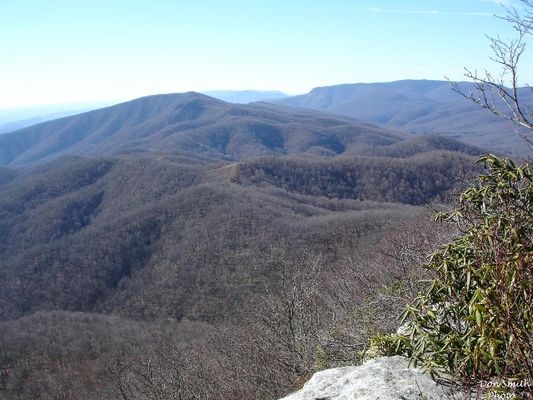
[0,0,530,108]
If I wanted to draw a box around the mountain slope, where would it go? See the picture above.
[0,92,414,167]
[0,148,479,321]
[0,90,489,400]
[276,80,533,155]
[233,151,477,205]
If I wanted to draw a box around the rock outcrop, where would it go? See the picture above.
[279,356,459,400]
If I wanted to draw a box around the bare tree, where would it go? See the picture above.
[451,1,533,143]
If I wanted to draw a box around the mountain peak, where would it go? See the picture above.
[118,91,225,109]
[0,93,409,167]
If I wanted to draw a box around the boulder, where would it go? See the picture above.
[279,356,459,400]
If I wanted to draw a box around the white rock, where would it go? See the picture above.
[279,356,459,400]
[396,322,411,336]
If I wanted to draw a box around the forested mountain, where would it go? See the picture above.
[0,146,478,398]
[275,80,533,155]
[0,91,487,399]
[0,148,479,322]
[0,93,484,324]
[234,151,476,205]
[3,0,532,392]
[0,92,414,167]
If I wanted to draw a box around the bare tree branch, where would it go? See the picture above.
[449,1,533,148]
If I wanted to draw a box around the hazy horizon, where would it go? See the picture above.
[0,78,465,111]
[0,76,526,113]
[1,0,531,108]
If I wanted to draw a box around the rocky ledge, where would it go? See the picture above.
[279,356,459,400]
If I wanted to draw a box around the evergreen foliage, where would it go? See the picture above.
[402,155,533,395]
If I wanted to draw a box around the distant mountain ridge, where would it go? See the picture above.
[275,79,533,155]
[0,91,481,168]
[0,92,387,166]
[202,90,287,103]
[0,103,112,134]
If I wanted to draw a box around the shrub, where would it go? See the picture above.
[401,155,533,394]
[365,333,412,359]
